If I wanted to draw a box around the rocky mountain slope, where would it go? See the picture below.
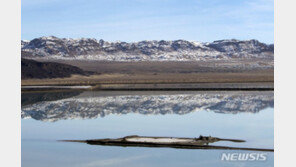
[21,58,94,79]
[21,36,274,61]
[21,91,274,122]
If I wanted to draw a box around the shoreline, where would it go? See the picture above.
[21,82,274,92]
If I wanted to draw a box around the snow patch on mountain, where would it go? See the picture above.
[21,36,274,62]
[21,92,274,122]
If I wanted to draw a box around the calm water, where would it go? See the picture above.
[22,91,274,167]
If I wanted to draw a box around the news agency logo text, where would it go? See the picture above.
[221,153,267,161]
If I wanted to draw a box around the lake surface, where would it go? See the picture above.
[22,91,274,167]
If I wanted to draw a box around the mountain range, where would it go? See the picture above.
[21,91,274,122]
[21,36,274,61]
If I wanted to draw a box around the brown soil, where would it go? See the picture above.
[22,60,273,87]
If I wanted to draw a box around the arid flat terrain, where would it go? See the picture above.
[52,59,273,74]
[22,71,273,85]
[21,60,273,90]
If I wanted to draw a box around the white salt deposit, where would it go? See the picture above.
[125,137,194,143]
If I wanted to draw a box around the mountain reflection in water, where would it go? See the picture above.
[21,91,273,122]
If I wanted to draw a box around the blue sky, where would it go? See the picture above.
[21,0,274,43]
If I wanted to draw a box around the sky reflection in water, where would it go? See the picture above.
[22,91,274,167]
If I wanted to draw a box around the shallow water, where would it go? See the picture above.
[22,91,274,167]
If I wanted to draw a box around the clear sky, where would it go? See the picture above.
[21,0,274,43]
